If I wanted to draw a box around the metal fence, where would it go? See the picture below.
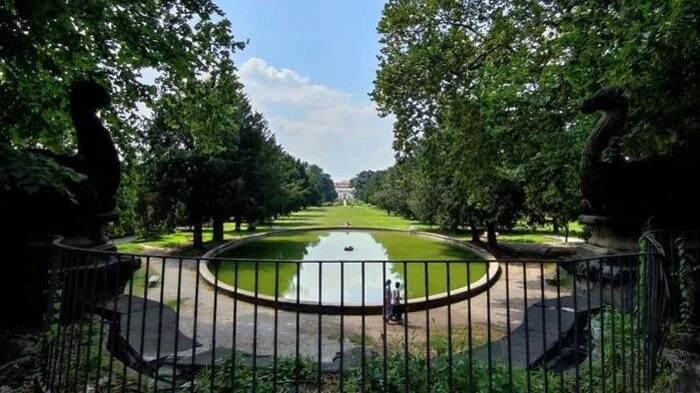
[644,230,700,324]
[39,238,668,392]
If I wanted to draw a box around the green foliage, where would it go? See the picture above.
[0,144,85,201]
[1,0,242,196]
[305,164,337,206]
[2,0,338,242]
[581,225,593,243]
[107,158,140,237]
[370,0,700,247]
[195,355,320,393]
[138,86,335,245]
[42,320,151,391]
[674,237,699,325]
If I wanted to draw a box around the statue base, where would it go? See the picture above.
[579,215,642,252]
[1,211,137,327]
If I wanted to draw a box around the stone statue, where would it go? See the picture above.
[579,86,700,250]
[31,80,121,214]
[579,86,629,215]
[1,81,135,326]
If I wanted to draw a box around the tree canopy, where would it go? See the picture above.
[365,0,700,247]
[1,0,336,245]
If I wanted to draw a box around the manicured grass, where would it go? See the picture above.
[274,204,422,229]
[116,224,252,253]
[127,265,158,296]
[116,204,422,252]
[115,204,579,251]
[496,233,556,244]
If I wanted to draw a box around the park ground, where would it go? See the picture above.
[113,203,577,363]
[114,203,582,254]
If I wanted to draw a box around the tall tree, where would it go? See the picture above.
[1,0,243,236]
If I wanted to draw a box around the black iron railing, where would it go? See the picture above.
[40,237,669,392]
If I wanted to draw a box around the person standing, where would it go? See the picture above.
[384,279,392,321]
[391,281,403,323]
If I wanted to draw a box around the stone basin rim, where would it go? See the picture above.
[199,227,501,315]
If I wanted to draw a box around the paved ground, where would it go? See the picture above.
[124,253,570,364]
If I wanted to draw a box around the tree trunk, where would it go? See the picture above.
[235,216,242,232]
[565,223,570,243]
[470,220,480,242]
[486,222,497,250]
[193,220,203,249]
[213,215,224,242]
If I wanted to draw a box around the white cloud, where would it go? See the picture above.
[238,57,395,180]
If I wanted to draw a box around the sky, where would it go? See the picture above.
[218,0,395,181]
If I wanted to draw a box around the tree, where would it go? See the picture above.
[1,0,245,238]
[350,170,377,202]
[139,58,242,248]
[1,0,241,149]
[305,164,337,206]
[373,0,552,248]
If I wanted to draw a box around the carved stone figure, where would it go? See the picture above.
[579,86,700,250]
[2,81,135,326]
[579,86,629,216]
[32,80,121,214]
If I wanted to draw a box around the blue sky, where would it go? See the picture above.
[218,0,395,180]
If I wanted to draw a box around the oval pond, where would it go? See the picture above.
[210,230,488,304]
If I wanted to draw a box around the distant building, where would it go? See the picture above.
[334,180,354,201]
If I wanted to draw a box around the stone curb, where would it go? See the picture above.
[199,227,500,315]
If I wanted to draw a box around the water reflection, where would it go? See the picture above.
[215,230,486,303]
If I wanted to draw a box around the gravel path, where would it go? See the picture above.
[129,256,569,363]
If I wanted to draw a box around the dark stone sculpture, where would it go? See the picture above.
[29,80,121,223]
[2,81,137,326]
[579,86,700,250]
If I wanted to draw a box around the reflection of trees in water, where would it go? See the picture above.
[217,232,326,296]
[214,230,488,302]
[370,232,487,299]
[389,262,487,299]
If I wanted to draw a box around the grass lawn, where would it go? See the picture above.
[496,232,556,244]
[274,203,421,229]
[116,204,423,252]
[116,224,251,253]
[115,203,579,251]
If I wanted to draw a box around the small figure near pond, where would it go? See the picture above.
[384,279,392,321]
[344,245,354,251]
[389,281,403,324]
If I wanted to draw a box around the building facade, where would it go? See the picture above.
[334,180,354,201]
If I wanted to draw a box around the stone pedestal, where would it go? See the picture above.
[579,215,642,252]
[0,211,136,328]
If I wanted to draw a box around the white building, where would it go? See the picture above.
[334,180,354,201]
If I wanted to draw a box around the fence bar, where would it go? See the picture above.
[317,261,322,393]
[424,261,431,392]
[153,256,167,391]
[273,261,280,393]
[446,261,453,392]
[190,258,201,393]
[42,243,680,393]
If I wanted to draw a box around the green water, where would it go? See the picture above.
[211,230,487,304]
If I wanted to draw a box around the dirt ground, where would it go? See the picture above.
[133,254,568,363]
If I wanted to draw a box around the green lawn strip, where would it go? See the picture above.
[511,220,584,237]
[125,265,158,297]
[496,232,556,244]
[116,224,254,253]
[115,204,577,252]
[274,204,422,229]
